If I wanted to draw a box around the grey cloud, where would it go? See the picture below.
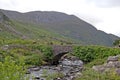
[86,0,120,7]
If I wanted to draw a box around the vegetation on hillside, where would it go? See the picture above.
[1,9,119,46]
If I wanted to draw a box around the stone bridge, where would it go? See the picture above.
[51,45,73,65]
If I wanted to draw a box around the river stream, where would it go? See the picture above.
[27,57,83,80]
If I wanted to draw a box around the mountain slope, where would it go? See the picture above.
[0,10,20,39]
[1,9,119,46]
[0,10,75,45]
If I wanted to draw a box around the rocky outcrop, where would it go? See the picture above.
[107,56,119,63]
[92,55,120,75]
[58,56,83,80]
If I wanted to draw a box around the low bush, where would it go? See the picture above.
[25,54,43,66]
[31,45,53,61]
[73,46,120,63]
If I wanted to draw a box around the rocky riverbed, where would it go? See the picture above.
[27,55,83,80]
[26,54,120,80]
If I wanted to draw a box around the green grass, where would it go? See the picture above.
[0,56,28,80]
[75,67,120,80]
[11,20,76,44]
[0,20,78,45]
[0,39,54,66]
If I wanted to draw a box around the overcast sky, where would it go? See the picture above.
[0,0,120,36]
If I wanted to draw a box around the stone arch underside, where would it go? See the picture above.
[51,51,69,65]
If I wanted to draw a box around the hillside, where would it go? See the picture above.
[1,9,119,46]
[0,10,74,45]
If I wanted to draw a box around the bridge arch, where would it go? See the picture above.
[51,45,72,65]
[51,51,69,65]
